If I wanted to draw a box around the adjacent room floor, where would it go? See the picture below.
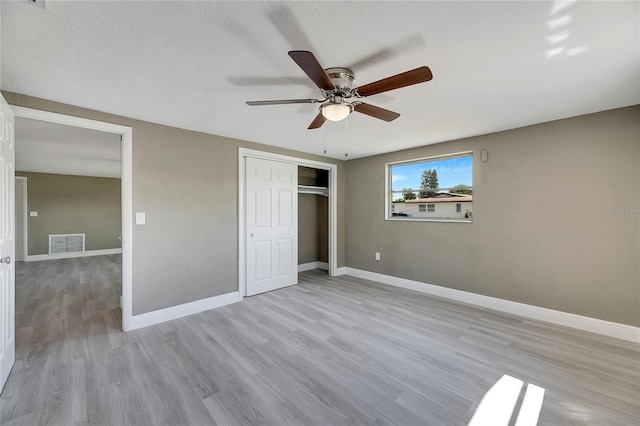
[1,256,638,425]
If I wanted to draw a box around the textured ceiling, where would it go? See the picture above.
[15,117,121,178]
[2,1,639,160]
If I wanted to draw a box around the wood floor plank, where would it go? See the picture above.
[1,259,638,425]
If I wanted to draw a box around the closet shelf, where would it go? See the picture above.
[298,185,329,196]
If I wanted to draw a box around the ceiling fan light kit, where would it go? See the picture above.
[246,50,433,130]
[321,102,353,121]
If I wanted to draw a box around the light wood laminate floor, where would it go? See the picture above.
[1,256,638,425]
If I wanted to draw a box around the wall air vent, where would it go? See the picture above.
[49,233,85,254]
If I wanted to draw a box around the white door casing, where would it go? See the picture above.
[14,177,26,263]
[10,106,133,331]
[245,157,298,296]
[0,95,16,392]
[238,148,338,298]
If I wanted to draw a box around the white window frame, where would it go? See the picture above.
[427,204,435,213]
[419,204,426,212]
[385,150,473,223]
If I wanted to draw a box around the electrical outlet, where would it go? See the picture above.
[375,252,381,261]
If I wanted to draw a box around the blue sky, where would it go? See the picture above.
[391,156,472,193]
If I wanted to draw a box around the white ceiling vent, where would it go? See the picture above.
[49,234,85,255]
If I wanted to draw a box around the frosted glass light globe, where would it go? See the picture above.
[321,103,352,121]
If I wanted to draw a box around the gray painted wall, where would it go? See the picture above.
[8,91,637,327]
[345,106,640,326]
[15,172,121,255]
[299,193,319,265]
[316,195,328,263]
[4,92,346,316]
[298,194,328,265]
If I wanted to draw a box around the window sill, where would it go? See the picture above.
[386,217,473,223]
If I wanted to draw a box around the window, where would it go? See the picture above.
[387,152,473,221]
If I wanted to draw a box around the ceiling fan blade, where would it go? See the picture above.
[246,99,320,106]
[308,112,326,129]
[288,51,335,90]
[355,66,433,97]
[354,103,400,122]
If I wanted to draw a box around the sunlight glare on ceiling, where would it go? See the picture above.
[545,0,587,59]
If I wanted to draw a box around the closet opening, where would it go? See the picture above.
[298,166,329,274]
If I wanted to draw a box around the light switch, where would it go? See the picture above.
[136,212,146,225]
[29,211,38,217]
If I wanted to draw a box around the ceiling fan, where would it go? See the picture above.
[246,51,433,130]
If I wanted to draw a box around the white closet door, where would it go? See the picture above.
[245,157,298,296]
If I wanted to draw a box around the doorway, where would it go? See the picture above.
[298,166,329,273]
[10,106,133,330]
[238,148,337,298]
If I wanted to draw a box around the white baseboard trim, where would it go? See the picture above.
[25,248,122,262]
[334,266,348,276]
[345,267,640,343]
[127,291,242,331]
[298,261,329,272]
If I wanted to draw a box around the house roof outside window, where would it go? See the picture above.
[399,193,473,204]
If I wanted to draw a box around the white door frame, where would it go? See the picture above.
[238,147,338,297]
[14,177,27,262]
[10,106,134,331]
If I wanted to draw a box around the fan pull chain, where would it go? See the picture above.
[323,124,327,155]
[344,116,349,158]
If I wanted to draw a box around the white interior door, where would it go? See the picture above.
[0,95,16,392]
[245,157,298,296]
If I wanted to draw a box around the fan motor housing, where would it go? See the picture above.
[325,67,355,94]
